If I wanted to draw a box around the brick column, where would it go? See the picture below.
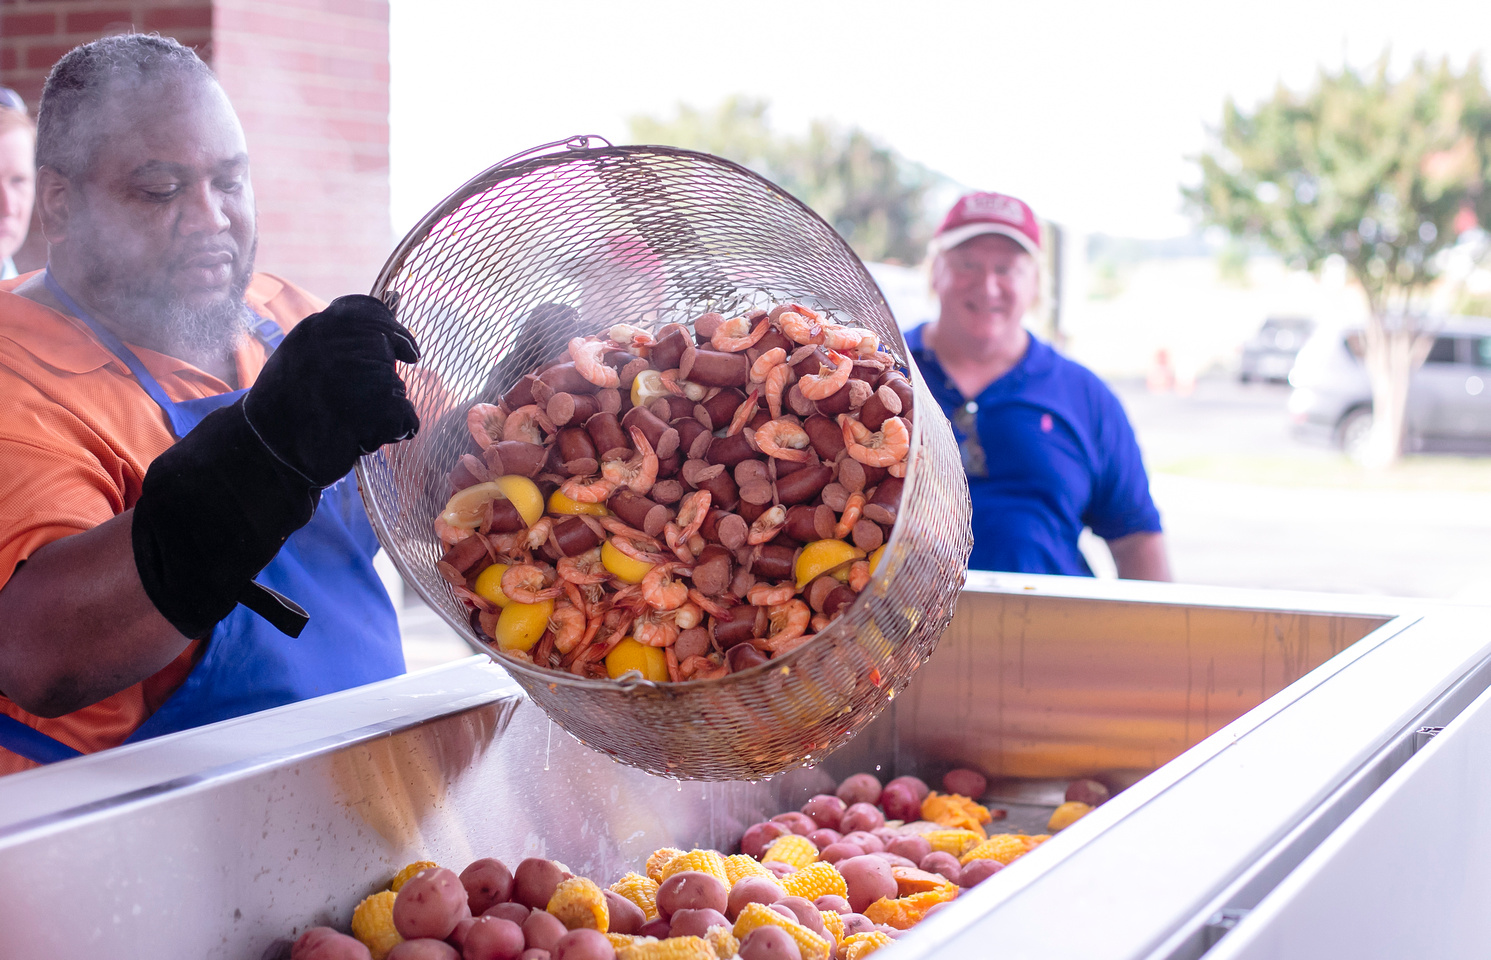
[0,0,390,299]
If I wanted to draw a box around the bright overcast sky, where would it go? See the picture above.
[389,0,1490,243]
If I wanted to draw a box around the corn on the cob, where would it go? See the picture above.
[731,902,831,960]
[1048,800,1090,830]
[920,829,984,857]
[350,890,403,960]
[864,888,957,929]
[608,933,655,950]
[547,876,609,930]
[760,833,818,869]
[960,834,1032,866]
[646,847,685,883]
[388,860,438,893]
[703,924,740,959]
[658,849,730,887]
[781,861,848,901]
[820,908,845,945]
[842,931,895,959]
[611,872,661,921]
[723,853,779,887]
[920,792,992,833]
[617,934,717,960]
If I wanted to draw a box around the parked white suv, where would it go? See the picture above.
[1287,316,1491,458]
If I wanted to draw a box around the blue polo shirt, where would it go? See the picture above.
[907,324,1161,575]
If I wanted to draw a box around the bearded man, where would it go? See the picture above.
[0,35,419,773]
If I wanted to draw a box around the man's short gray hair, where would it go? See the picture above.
[36,33,217,178]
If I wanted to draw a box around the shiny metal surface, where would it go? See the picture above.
[0,578,1468,960]
[357,139,972,781]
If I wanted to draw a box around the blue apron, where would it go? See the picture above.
[0,274,404,764]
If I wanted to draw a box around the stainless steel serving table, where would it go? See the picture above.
[1,573,1484,960]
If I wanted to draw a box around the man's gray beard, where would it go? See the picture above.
[79,236,257,364]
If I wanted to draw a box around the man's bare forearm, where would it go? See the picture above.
[0,510,191,717]
[1108,531,1172,582]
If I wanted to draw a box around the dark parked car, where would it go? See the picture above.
[1287,316,1491,458]
[1240,316,1315,383]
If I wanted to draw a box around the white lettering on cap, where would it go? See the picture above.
[963,193,1026,224]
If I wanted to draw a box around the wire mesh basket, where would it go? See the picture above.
[358,136,972,781]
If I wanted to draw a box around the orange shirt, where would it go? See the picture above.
[0,272,325,776]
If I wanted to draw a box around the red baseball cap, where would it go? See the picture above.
[931,191,1041,257]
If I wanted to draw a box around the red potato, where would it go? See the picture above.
[768,903,798,923]
[879,784,921,823]
[461,859,515,915]
[818,842,864,865]
[763,861,797,880]
[942,768,988,799]
[871,828,901,848]
[840,831,884,855]
[601,890,644,935]
[960,859,1003,887]
[521,951,550,960]
[885,776,930,803]
[1066,778,1111,807]
[521,910,568,953]
[837,855,898,913]
[552,928,615,960]
[839,803,885,834]
[462,912,527,960]
[657,871,729,920]
[669,907,731,938]
[387,940,458,960]
[770,811,817,837]
[841,914,876,937]
[919,852,962,885]
[395,868,470,941]
[482,903,530,925]
[740,821,790,858]
[835,773,882,807]
[513,860,571,911]
[873,852,918,870]
[291,927,372,960]
[448,918,476,951]
[636,917,671,939]
[807,828,842,851]
[800,794,847,830]
[886,835,932,864]
[738,925,803,960]
[777,896,829,941]
[728,876,786,920]
[922,901,954,921]
[813,895,851,915]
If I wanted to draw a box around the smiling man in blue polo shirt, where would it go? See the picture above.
[909,192,1170,579]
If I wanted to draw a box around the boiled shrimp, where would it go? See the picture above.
[848,560,872,592]
[747,504,788,544]
[887,460,907,478]
[764,362,792,420]
[711,316,771,352]
[466,403,507,449]
[672,601,704,631]
[753,419,812,462]
[641,562,692,611]
[839,414,910,467]
[560,474,619,503]
[609,533,674,566]
[523,517,556,554]
[660,369,707,401]
[834,492,866,539]
[633,609,681,648]
[557,547,609,585]
[747,581,795,606]
[778,310,824,346]
[568,337,621,388]
[601,426,659,495]
[679,654,728,681]
[762,599,811,650]
[500,562,565,603]
[726,389,760,437]
[608,324,655,351]
[549,600,588,654]
[687,589,733,618]
[434,516,474,546]
[503,404,554,445]
[799,351,854,400]
[749,347,788,383]
[822,325,879,356]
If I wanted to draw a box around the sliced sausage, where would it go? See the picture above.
[692,544,734,597]
[622,405,680,460]
[775,463,833,506]
[538,361,600,395]
[864,476,903,526]
[552,516,600,557]
[681,346,750,387]
[546,391,600,428]
[584,411,630,460]
[609,490,673,538]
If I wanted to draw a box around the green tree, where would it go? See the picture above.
[1186,55,1491,466]
[629,98,947,264]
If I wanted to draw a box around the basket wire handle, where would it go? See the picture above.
[495,134,613,170]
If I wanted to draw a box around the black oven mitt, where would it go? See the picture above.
[131,295,421,639]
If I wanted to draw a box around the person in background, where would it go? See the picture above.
[0,35,419,774]
[908,191,1170,580]
[0,87,36,280]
